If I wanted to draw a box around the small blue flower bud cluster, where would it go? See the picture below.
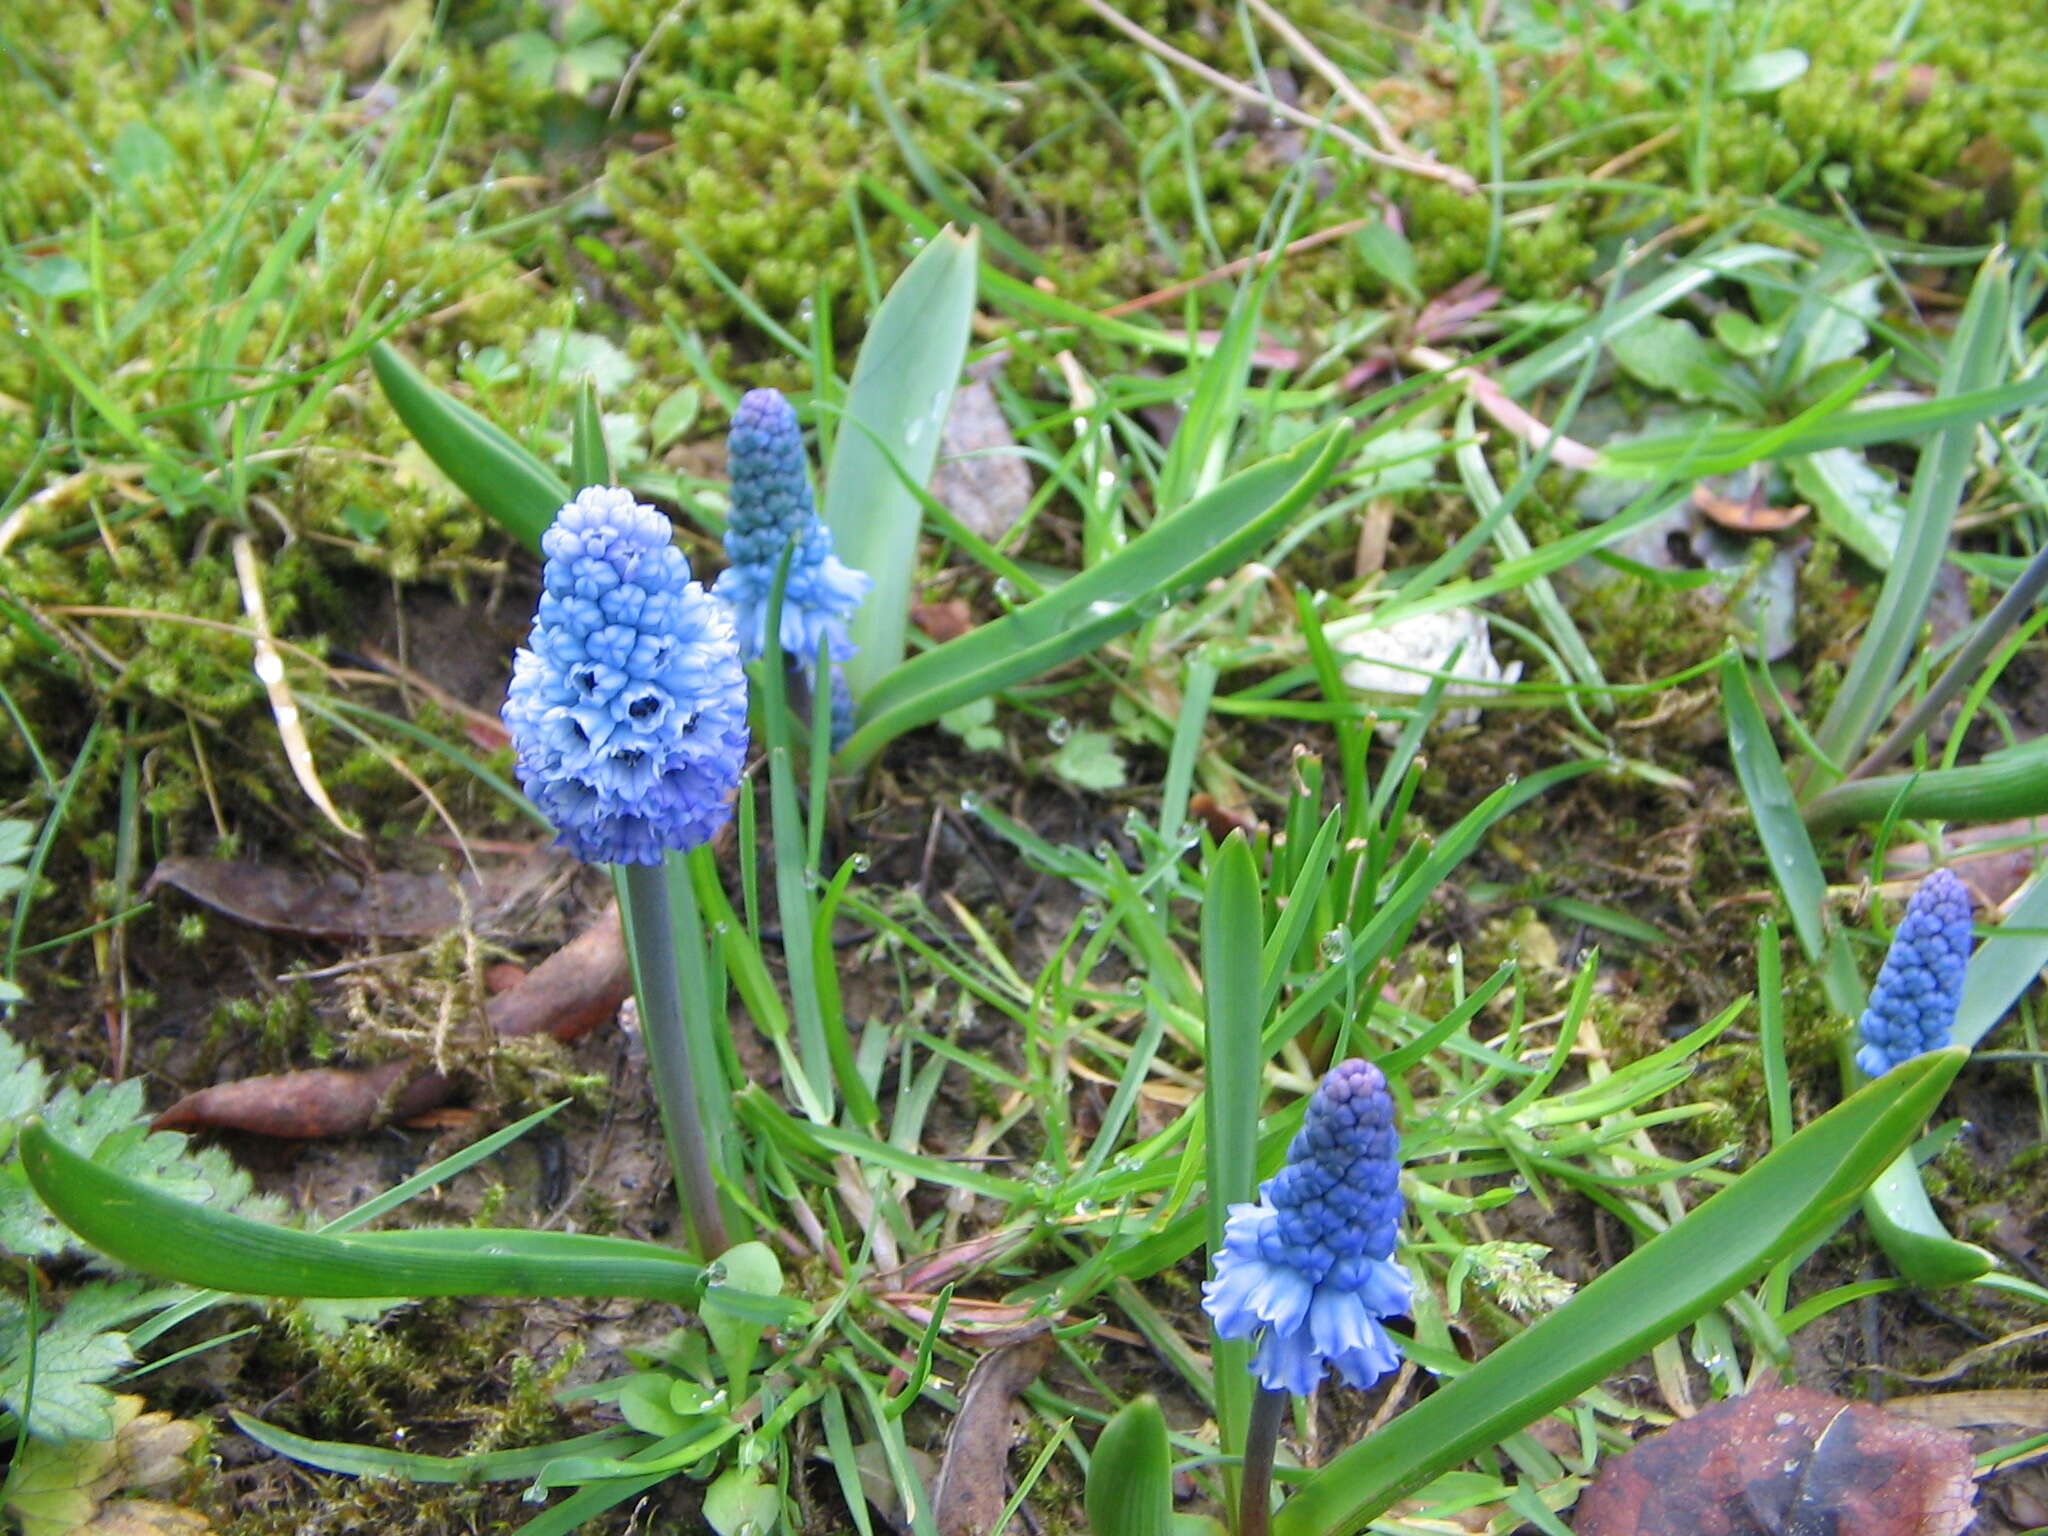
[1203,1058,1411,1396]
[502,487,750,866]
[1855,868,1973,1077]
[713,388,871,671]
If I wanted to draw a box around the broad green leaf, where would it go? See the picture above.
[371,341,570,551]
[1609,317,1759,413]
[18,1120,707,1303]
[1275,1049,1967,1536]
[1788,448,1905,569]
[1725,47,1809,95]
[526,329,638,398]
[0,1279,156,1441]
[703,1467,781,1536]
[840,428,1347,768]
[1048,730,1128,792]
[1086,1397,1174,1536]
[823,228,979,696]
[702,1241,782,1395]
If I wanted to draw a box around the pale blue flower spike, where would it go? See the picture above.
[1855,868,1973,1077]
[714,387,870,670]
[503,486,750,865]
[1203,1058,1412,1395]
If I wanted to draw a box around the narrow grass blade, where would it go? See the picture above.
[19,1121,707,1303]
[1720,653,1829,962]
[570,377,610,488]
[371,341,569,551]
[822,227,979,696]
[1599,373,2048,479]
[841,428,1347,767]
[1811,251,2014,775]
[1275,1049,1967,1536]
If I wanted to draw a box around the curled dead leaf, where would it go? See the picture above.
[931,1331,1055,1536]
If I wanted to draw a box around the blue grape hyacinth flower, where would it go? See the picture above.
[502,486,750,865]
[714,388,870,669]
[1203,1058,1412,1396]
[1855,868,1973,1077]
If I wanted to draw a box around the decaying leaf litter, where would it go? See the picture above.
[4,0,2048,1533]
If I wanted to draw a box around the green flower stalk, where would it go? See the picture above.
[503,486,746,1254]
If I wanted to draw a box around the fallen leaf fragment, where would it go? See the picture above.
[911,599,975,643]
[81,1501,210,1536]
[930,380,1032,542]
[931,1331,1055,1536]
[4,1397,211,1536]
[152,906,626,1136]
[1189,793,1259,841]
[1573,1386,1977,1536]
[1693,480,1811,533]
[145,856,546,940]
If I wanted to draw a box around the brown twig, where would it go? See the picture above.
[1071,0,1474,190]
[1240,0,1475,193]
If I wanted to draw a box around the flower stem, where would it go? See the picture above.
[1240,1386,1287,1536]
[617,861,729,1257]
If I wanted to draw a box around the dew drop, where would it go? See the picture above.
[1046,716,1071,745]
[849,852,871,872]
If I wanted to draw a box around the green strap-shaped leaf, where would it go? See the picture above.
[371,341,569,552]
[19,1120,706,1303]
[1861,1152,1994,1287]
[1275,1048,1967,1536]
[1085,1397,1175,1536]
[839,427,1348,767]
[234,1413,637,1484]
[823,227,980,697]
[1720,652,1830,962]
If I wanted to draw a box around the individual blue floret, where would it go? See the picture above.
[1202,1058,1412,1396]
[502,486,750,865]
[1854,868,1973,1077]
[713,388,870,670]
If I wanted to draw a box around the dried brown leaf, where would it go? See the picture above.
[931,1332,1055,1536]
[1574,1387,1977,1536]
